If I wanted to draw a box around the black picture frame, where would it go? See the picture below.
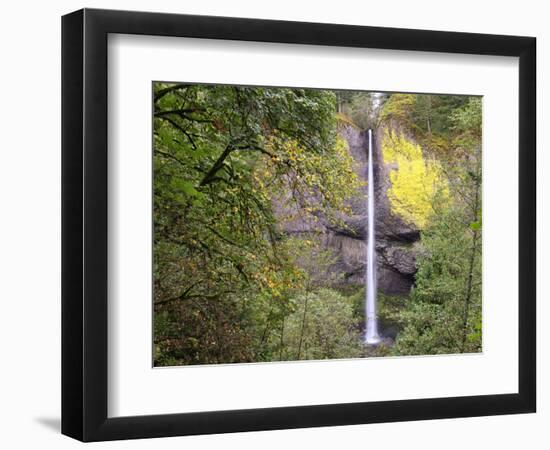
[62,8,536,442]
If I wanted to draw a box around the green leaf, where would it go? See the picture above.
[172,178,201,198]
[469,221,481,231]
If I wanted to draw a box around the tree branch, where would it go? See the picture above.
[199,143,234,186]
[157,116,198,149]
[154,109,212,124]
[154,83,191,102]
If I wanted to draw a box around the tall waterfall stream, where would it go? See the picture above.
[364,128,382,345]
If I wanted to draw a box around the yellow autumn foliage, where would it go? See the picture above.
[262,132,360,226]
[382,128,448,228]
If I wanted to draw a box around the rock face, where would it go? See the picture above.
[278,124,420,296]
[331,125,419,295]
[373,125,421,295]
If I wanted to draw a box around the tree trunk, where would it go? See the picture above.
[461,230,479,351]
[461,175,481,351]
[279,317,285,361]
[297,295,310,360]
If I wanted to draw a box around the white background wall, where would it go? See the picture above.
[0,0,546,448]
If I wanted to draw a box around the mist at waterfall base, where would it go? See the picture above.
[364,129,382,346]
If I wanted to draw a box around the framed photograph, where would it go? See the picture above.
[62,8,536,442]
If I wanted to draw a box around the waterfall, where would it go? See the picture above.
[365,128,381,345]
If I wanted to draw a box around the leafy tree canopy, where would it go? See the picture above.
[153,83,361,365]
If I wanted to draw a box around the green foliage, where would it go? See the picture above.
[337,91,388,130]
[391,206,482,355]
[380,94,416,124]
[390,97,483,356]
[279,288,363,360]
[154,84,483,365]
[381,93,471,157]
[153,83,362,365]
